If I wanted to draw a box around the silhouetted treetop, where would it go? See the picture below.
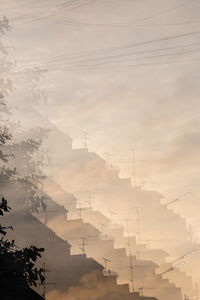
[0,197,45,295]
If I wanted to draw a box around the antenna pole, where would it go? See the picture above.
[104,152,112,167]
[77,203,83,218]
[79,237,88,254]
[82,131,88,149]
[131,149,136,186]
[41,262,56,299]
[99,223,106,237]
[101,257,110,272]
[109,210,116,225]
[195,283,200,300]
[126,219,134,292]
[39,198,58,225]
[86,190,92,207]
[139,286,143,297]
[136,207,142,245]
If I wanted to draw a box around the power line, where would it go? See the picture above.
[44,54,200,72]
[12,0,95,26]
[17,36,200,74]
[14,53,200,75]
[57,18,200,29]
[0,0,40,11]
[0,0,25,6]
[16,0,198,28]
[19,31,200,67]
[59,46,200,69]
[82,41,200,69]
[9,1,95,27]
[18,46,200,72]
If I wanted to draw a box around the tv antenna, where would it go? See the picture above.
[79,237,88,254]
[39,198,58,225]
[131,149,146,186]
[104,152,112,166]
[99,222,107,237]
[101,257,111,271]
[138,286,155,297]
[136,206,142,245]
[109,210,117,224]
[86,190,93,208]
[82,131,88,149]
[126,218,134,292]
[40,262,56,298]
[77,203,83,219]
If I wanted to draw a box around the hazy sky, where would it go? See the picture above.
[2,0,200,225]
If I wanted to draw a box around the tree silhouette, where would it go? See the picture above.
[0,197,45,299]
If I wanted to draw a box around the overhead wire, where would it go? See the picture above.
[0,0,37,10]
[20,40,200,69]
[19,30,200,63]
[14,53,200,74]
[4,0,87,23]
[8,0,76,22]
[12,0,96,26]
[17,30,200,72]
[3,0,200,72]
[0,0,25,5]
[54,19,200,28]
[6,0,198,29]
[27,56,200,72]
[51,0,198,28]
[65,47,200,68]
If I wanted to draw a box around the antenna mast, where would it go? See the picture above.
[40,262,56,299]
[126,219,134,292]
[77,203,83,219]
[82,131,88,149]
[39,197,58,226]
[136,206,142,245]
[101,257,111,272]
[86,190,93,207]
[131,149,136,186]
[79,237,88,254]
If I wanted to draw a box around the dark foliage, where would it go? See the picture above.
[0,125,49,213]
[0,197,45,296]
